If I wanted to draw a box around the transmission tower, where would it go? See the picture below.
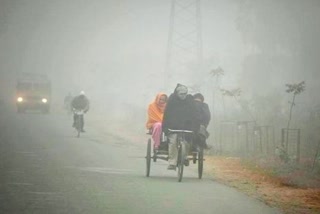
[165,0,203,88]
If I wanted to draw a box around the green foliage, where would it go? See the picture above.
[210,67,224,77]
[285,81,306,95]
[284,81,306,148]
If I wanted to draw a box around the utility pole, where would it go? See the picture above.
[165,0,203,87]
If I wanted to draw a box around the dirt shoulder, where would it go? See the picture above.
[204,156,320,214]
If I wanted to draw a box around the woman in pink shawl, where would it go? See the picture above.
[146,93,167,149]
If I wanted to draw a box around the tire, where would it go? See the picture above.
[177,142,186,182]
[146,139,152,177]
[75,116,81,138]
[198,147,204,179]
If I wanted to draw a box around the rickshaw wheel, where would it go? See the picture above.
[177,142,186,182]
[198,147,204,179]
[146,138,152,177]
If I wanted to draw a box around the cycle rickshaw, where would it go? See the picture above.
[145,129,204,182]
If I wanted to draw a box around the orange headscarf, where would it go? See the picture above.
[146,93,167,129]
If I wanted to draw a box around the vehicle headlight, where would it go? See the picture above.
[17,97,23,102]
[42,98,48,103]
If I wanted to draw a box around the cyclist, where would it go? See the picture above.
[162,84,199,170]
[71,91,90,132]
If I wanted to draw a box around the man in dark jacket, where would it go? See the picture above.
[193,93,211,149]
[71,91,90,132]
[162,84,200,170]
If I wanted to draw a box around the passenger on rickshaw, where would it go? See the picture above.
[162,84,200,170]
[146,93,168,150]
[193,93,211,149]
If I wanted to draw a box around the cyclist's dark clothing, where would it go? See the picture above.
[71,95,89,111]
[71,95,89,131]
[162,90,200,134]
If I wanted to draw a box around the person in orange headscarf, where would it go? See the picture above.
[146,93,168,149]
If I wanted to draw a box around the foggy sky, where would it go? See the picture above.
[0,0,242,104]
[1,0,319,120]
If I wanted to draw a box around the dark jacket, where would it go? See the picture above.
[71,95,90,112]
[194,101,211,128]
[162,93,200,134]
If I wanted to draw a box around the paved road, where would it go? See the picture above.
[0,106,282,214]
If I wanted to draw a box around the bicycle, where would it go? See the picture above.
[145,129,204,182]
[168,129,193,182]
[73,109,84,138]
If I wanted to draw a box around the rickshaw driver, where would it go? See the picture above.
[162,84,200,170]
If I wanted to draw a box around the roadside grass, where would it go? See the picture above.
[204,155,320,214]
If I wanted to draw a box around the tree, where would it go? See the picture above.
[284,81,305,148]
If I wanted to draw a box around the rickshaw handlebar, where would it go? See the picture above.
[167,129,193,134]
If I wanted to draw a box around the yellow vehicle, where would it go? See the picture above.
[16,73,51,113]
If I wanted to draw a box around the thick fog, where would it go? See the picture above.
[0,0,242,122]
[1,0,320,150]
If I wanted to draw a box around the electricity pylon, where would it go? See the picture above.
[165,0,203,87]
